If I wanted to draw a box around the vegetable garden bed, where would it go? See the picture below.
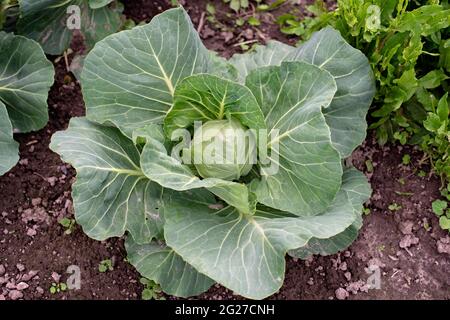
[0,0,449,300]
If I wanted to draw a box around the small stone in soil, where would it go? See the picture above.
[6,282,16,289]
[437,237,450,254]
[344,272,352,281]
[16,264,25,272]
[399,235,419,249]
[21,270,38,282]
[8,290,23,300]
[16,282,29,290]
[26,228,37,237]
[51,272,61,283]
[335,288,349,300]
[399,220,414,235]
[47,177,57,186]
[31,198,42,206]
[0,264,5,275]
[339,262,348,271]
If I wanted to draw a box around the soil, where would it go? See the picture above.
[1,0,449,301]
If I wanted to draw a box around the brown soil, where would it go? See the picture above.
[1,0,449,301]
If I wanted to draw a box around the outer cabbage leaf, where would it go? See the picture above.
[89,0,114,9]
[126,234,214,298]
[230,28,375,157]
[289,167,371,258]
[229,40,295,83]
[80,2,122,50]
[207,51,239,81]
[290,28,375,157]
[246,61,342,215]
[0,101,19,175]
[164,177,359,299]
[140,133,256,215]
[17,0,121,55]
[164,74,265,138]
[0,32,54,132]
[81,7,213,137]
[50,118,164,243]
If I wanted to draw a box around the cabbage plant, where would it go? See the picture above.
[0,31,54,175]
[50,7,375,299]
[16,0,123,55]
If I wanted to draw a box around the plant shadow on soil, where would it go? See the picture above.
[0,0,449,300]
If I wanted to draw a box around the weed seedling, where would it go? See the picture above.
[417,170,426,178]
[59,217,76,235]
[50,282,67,294]
[402,154,411,165]
[365,159,374,173]
[98,259,113,273]
[432,199,448,216]
[388,203,402,211]
[395,191,413,197]
[140,278,165,300]
[431,199,450,232]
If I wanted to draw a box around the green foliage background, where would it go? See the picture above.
[278,0,450,184]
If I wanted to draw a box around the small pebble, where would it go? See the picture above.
[6,282,16,289]
[16,264,25,272]
[51,272,61,283]
[21,270,38,282]
[335,288,349,300]
[344,272,352,281]
[26,228,37,237]
[0,264,5,276]
[16,282,29,290]
[31,198,42,206]
[8,290,23,300]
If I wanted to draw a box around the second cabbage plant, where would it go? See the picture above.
[51,7,375,299]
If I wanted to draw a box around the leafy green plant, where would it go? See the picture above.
[50,282,67,294]
[140,278,164,300]
[223,0,249,12]
[277,0,450,183]
[441,182,450,200]
[432,199,450,231]
[50,7,374,299]
[98,259,113,273]
[0,32,54,176]
[432,199,448,215]
[388,202,402,211]
[402,154,411,165]
[59,218,76,235]
[223,0,282,12]
[7,0,124,55]
[276,1,329,37]
[421,93,450,182]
